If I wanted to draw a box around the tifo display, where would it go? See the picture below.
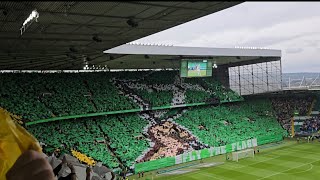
[25,96,292,172]
[0,71,242,122]
[0,71,317,179]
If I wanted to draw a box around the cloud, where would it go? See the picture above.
[176,16,320,48]
[285,48,304,54]
[131,2,320,73]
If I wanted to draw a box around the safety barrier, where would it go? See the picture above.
[24,99,243,126]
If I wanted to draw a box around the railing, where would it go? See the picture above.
[24,99,244,126]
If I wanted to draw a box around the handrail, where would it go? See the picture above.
[24,99,243,126]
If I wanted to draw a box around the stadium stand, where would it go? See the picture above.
[96,114,150,168]
[173,99,287,147]
[23,97,316,180]
[114,70,242,107]
[4,70,296,177]
[138,112,208,162]
[27,118,120,169]
[113,71,149,80]
[0,73,52,120]
[183,76,243,102]
[299,116,320,133]
[41,73,96,117]
[27,97,288,172]
[0,71,242,122]
[28,113,152,169]
[0,72,141,121]
[135,90,173,107]
[85,73,139,112]
[185,90,210,104]
[314,93,320,111]
[271,96,313,131]
[143,70,177,85]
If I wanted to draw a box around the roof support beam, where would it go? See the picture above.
[4,8,183,23]
[226,57,281,67]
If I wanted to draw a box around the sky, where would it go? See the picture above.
[131,2,320,73]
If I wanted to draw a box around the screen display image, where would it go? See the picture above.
[180,59,212,77]
[187,61,207,77]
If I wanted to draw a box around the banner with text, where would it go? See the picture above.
[135,138,260,173]
[174,138,257,165]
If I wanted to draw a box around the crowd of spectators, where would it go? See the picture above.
[0,72,139,121]
[271,96,313,131]
[174,99,287,147]
[26,97,289,175]
[27,117,120,169]
[300,116,320,133]
[114,70,242,108]
[0,71,243,122]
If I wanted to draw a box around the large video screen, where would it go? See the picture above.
[187,61,207,77]
[180,59,212,77]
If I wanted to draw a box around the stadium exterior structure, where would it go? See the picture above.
[104,44,283,96]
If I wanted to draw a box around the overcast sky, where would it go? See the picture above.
[131,2,320,73]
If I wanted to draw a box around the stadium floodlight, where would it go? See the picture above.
[20,9,39,35]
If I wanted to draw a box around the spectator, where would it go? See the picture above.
[299,116,320,133]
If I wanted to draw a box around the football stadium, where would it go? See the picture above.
[1,1,320,180]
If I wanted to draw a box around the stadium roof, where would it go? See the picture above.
[0,1,242,70]
[103,44,282,69]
